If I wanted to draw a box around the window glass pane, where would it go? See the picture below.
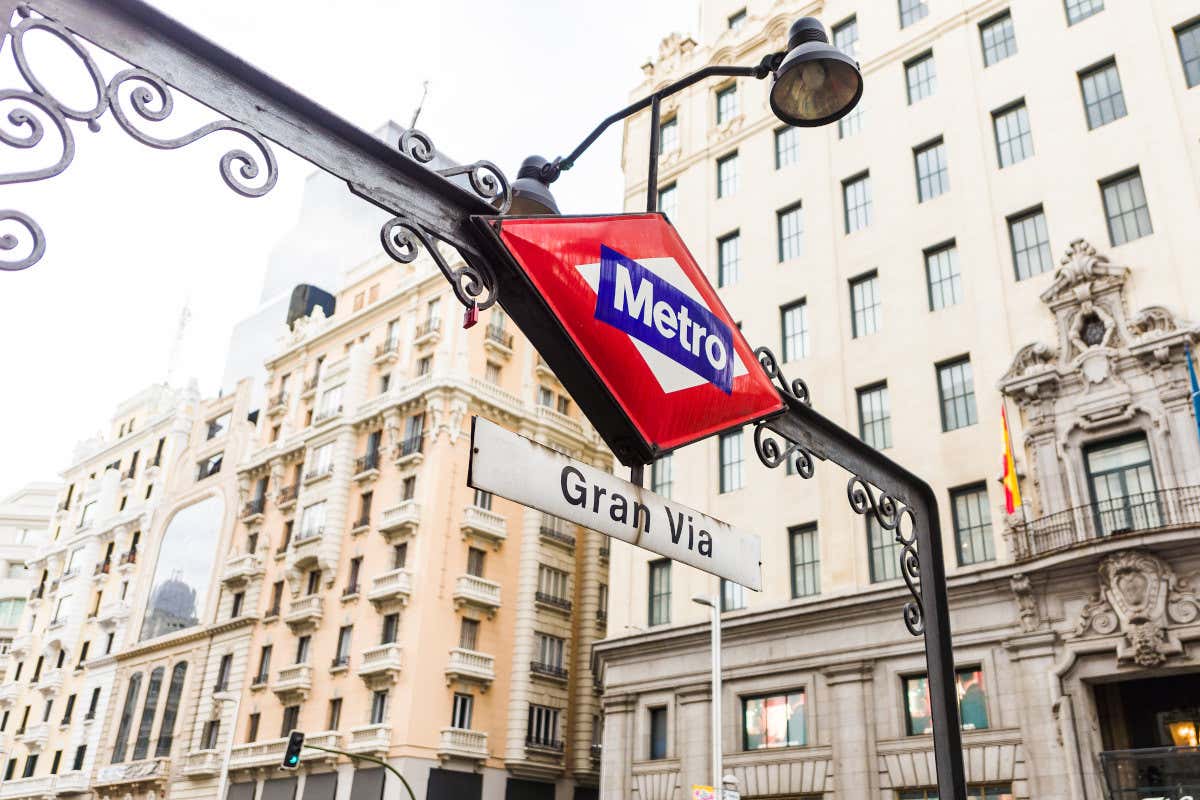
[775,127,800,168]
[140,496,223,642]
[850,274,881,338]
[717,152,739,198]
[781,301,809,361]
[716,85,739,124]
[154,662,187,757]
[657,183,678,220]
[649,708,668,759]
[843,173,872,233]
[743,691,806,750]
[838,100,864,138]
[718,232,740,287]
[938,358,978,431]
[658,116,679,154]
[1085,436,1160,535]
[906,53,937,104]
[833,16,858,59]
[1177,21,1200,87]
[914,139,949,202]
[868,517,902,582]
[925,244,962,311]
[1079,60,1127,129]
[777,204,803,261]
[651,455,673,498]
[721,579,746,611]
[900,0,928,28]
[1065,0,1103,25]
[1008,208,1052,280]
[993,103,1033,168]
[719,430,744,492]
[857,383,891,449]
[789,525,820,597]
[904,668,991,735]
[1101,171,1152,245]
[952,484,995,565]
[980,13,1017,66]
[649,561,671,626]
[131,667,163,760]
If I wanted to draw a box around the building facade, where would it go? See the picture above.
[596,2,1200,799]
[0,484,57,676]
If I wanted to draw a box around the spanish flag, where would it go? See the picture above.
[1001,405,1022,514]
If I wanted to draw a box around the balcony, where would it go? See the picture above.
[379,501,420,541]
[241,496,265,523]
[535,592,572,615]
[357,643,403,683]
[221,552,263,587]
[228,731,341,771]
[484,324,514,355]
[267,390,289,416]
[284,594,323,629]
[303,466,332,484]
[438,728,488,762]
[460,505,507,548]
[118,548,138,571]
[539,518,576,550]
[0,777,54,798]
[314,405,343,425]
[1008,485,1200,562]
[453,574,501,616]
[395,435,424,467]
[10,632,31,656]
[291,529,324,565]
[525,735,565,754]
[535,404,583,436]
[300,376,319,399]
[367,568,413,607]
[94,559,112,576]
[19,722,48,748]
[414,317,442,346]
[530,661,569,683]
[182,749,222,777]
[98,598,131,628]
[54,771,89,793]
[272,663,313,699]
[445,648,495,689]
[354,451,381,481]
[1099,746,1200,800]
[0,682,20,707]
[347,723,391,755]
[37,669,63,695]
[374,340,400,364]
[276,484,298,508]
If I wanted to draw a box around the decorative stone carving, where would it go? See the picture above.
[1073,550,1198,667]
[446,398,469,443]
[1002,342,1057,384]
[1128,306,1179,341]
[1010,573,1040,632]
[1042,238,1128,302]
[1068,299,1117,356]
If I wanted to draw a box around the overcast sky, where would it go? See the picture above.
[0,0,699,491]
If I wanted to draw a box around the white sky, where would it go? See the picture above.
[0,0,699,490]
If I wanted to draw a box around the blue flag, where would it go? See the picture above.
[1187,343,1200,444]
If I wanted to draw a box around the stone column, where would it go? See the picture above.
[1003,632,1068,800]
[599,694,636,800]
[677,684,712,791]
[504,504,543,763]
[822,661,877,799]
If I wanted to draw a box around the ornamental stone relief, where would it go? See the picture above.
[1074,550,1199,667]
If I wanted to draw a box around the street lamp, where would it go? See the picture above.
[692,594,722,797]
[511,16,862,215]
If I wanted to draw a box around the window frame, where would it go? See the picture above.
[1078,57,1127,130]
[648,706,669,759]
[717,230,740,287]
[648,559,671,626]
[913,136,949,203]
[979,10,1017,67]
[905,51,937,104]
[1099,167,1153,246]
[788,524,820,598]
[774,125,800,169]
[856,381,892,450]
[951,482,996,566]
[899,0,929,28]
[850,271,881,338]
[719,429,744,493]
[924,240,962,312]
[936,356,978,432]
[741,689,807,751]
[1064,0,1103,26]
[992,99,1033,168]
[1176,17,1200,88]
[1007,205,1053,281]
[777,201,804,262]
[780,299,809,362]
[715,83,739,125]
[716,151,739,199]
[842,171,872,233]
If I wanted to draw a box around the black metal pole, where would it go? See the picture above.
[646,94,661,214]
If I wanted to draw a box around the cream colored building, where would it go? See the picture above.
[597,2,1200,800]
[0,483,58,676]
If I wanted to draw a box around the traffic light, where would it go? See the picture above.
[281,730,304,769]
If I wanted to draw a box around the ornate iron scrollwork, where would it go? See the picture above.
[754,346,810,406]
[0,5,279,270]
[751,346,816,477]
[397,127,512,214]
[847,475,924,635]
[379,214,497,311]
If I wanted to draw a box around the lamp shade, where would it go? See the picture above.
[769,18,863,127]
[509,156,560,215]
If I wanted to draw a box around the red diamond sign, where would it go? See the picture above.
[490,213,783,456]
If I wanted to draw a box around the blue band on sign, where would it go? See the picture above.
[594,245,734,394]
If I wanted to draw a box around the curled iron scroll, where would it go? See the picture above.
[380,214,497,310]
[847,475,924,635]
[754,346,810,406]
[753,422,814,478]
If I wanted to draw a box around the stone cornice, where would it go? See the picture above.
[821,660,875,685]
[114,616,256,661]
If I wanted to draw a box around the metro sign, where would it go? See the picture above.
[485,213,783,459]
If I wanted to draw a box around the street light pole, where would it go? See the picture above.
[692,594,722,796]
[213,690,242,800]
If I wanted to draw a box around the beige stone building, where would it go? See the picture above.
[596,2,1200,800]
[0,483,58,676]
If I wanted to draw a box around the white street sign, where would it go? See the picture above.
[468,417,762,590]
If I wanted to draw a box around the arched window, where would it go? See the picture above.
[154,662,188,757]
[140,496,224,641]
[111,672,142,763]
[131,666,164,760]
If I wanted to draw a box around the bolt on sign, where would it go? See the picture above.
[469,417,761,590]
[479,214,783,464]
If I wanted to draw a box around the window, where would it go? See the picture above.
[904,667,990,735]
[658,116,679,155]
[535,632,564,669]
[1065,0,1102,25]
[401,475,417,500]
[466,547,485,577]
[452,693,474,729]
[1079,59,1126,129]
[298,501,326,539]
[527,704,560,747]
[899,0,928,28]
[132,667,164,760]
[980,12,1016,66]
[777,202,803,261]
[925,242,962,311]
[838,100,864,138]
[72,746,86,772]
[326,698,342,731]
[1085,435,1160,535]
[719,429,744,493]
[728,8,747,30]
[197,452,223,480]
[905,52,936,104]
[556,395,570,415]
[599,583,609,619]
[370,690,388,725]
[775,126,800,169]
[657,183,678,220]
[51,595,69,625]
[215,654,232,692]
[416,355,432,376]
[230,591,244,617]
[206,411,232,440]
[280,705,300,737]
[347,556,362,593]
[952,484,995,565]
[842,172,871,233]
[379,373,391,393]
[868,517,902,582]
[743,690,806,750]
[857,383,891,449]
[648,707,668,759]
[50,750,62,775]
[992,101,1033,167]
[1177,19,1200,87]
[716,84,738,125]
[537,386,554,408]
[914,138,949,202]
[154,662,187,757]
[651,455,673,498]
[937,357,978,431]
[22,754,38,778]
[246,713,260,743]
[850,272,881,338]
[781,301,809,362]
[5,758,15,781]
[648,560,671,626]
[78,500,95,528]
[305,569,320,595]
[899,785,1014,800]
[112,674,141,762]
[86,688,100,720]
[833,16,858,59]
[484,361,501,385]
[1008,207,1052,280]
[717,231,740,287]
[382,613,399,644]
[536,565,570,604]
[721,579,746,611]
[335,626,352,666]
[296,635,311,664]
[717,152,739,198]
[268,583,283,617]
[789,525,820,597]
[1101,169,1152,245]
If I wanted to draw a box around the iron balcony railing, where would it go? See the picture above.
[375,340,399,358]
[400,436,423,457]
[243,497,265,518]
[277,484,298,504]
[93,560,110,576]
[485,324,513,349]
[1009,485,1200,561]
[1098,746,1200,800]
[530,661,568,680]
[415,317,441,339]
[303,376,319,393]
[119,549,137,566]
[525,735,564,752]
[269,390,288,408]
[355,452,380,474]
[535,592,572,612]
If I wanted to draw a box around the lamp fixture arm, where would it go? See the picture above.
[544,52,783,182]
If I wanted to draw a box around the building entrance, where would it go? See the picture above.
[1094,672,1200,800]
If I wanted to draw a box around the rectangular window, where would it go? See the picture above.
[657,183,678,220]
[781,300,809,361]
[21,755,37,779]
[268,583,283,617]
[914,138,949,202]
[201,719,220,750]
[527,704,560,748]
[1008,207,1053,280]
[952,483,995,565]
[850,272,881,338]
[451,693,474,729]
[1079,59,1127,129]
[904,667,990,735]
[651,455,673,499]
[648,707,668,759]
[230,592,243,618]
[900,786,1013,800]
[789,524,820,597]
[466,547,485,578]
[215,654,232,692]
[535,632,565,669]
[838,100,864,138]
[899,0,928,28]
[905,52,936,104]
[280,705,299,738]
[1065,0,1103,25]
[86,688,100,719]
[1085,435,1160,535]
[298,501,326,540]
[382,613,399,644]
[335,626,352,666]
[536,565,570,603]
[743,690,806,750]
[925,242,962,311]
[938,357,978,431]
[992,101,1033,167]
[416,355,432,376]
[775,126,800,169]
[716,84,738,125]
[295,635,310,664]
[719,430,744,493]
[401,475,417,500]
[857,383,891,449]
[833,16,858,59]
[370,690,388,725]
[721,579,746,611]
[728,8,747,30]
[777,202,803,261]
[196,452,223,480]
[244,712,260,743]
[459,618,479,651]
[206,411,232,440]
[868,517,902,582]
[305,569,320,596]
[1101,169,1153,245]
[648,560,671,626]
[658,116,679,155]
[842,172,871,233]
[1177,19,1200,87]
[980,11,1017,67]
[717,152,739,198]
[72,746,85,772]
[326,698,342,731]
[717,231,740,287]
